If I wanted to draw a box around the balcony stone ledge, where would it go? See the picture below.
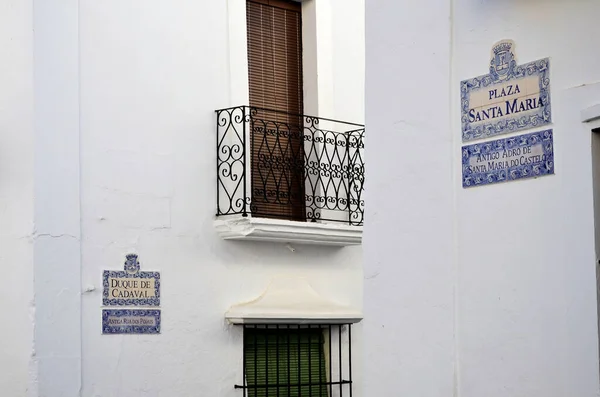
[214,215,362,246]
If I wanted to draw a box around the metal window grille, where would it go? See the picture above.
[235,324,353,397]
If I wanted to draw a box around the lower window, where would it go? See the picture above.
[236,324,353,397]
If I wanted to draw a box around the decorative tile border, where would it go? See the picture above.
[461,40,551,142]
[462,129,555,188]
[102,309,161,335]
[102,254,160,306]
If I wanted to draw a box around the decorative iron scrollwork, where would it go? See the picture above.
[216,106,365,226]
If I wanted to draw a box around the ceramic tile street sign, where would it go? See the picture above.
[461,40,551,142]
[462,129,554,188]
[102,309,161,334]
[103,254,160,306]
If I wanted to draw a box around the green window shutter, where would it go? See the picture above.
[245,328,327,397]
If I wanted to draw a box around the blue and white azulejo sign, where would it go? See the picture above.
[103,254,160,306]
[462,129,554,188]
[102,309,161,335]
[461,40,551,142]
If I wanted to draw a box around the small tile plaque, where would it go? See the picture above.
[461,40,551,142]
[462,129,554,188]
[103,254,160,306]
[102,309,161,335]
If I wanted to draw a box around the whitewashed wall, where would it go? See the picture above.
[364,0,455,396]
[454,1,600,396]
[0,0,364,395]
[365,0,600,396]
[77,0,364,396]
[0,1,34,396]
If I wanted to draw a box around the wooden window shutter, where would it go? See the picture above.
[246,0,306,221]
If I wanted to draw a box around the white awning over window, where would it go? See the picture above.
[225,277,363,325]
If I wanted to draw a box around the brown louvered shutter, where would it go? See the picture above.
[246,0,306,221]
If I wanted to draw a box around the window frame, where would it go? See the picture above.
[216,0,366,244]
[236,323,354,397]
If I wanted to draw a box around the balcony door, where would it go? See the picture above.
[246,0,306,221]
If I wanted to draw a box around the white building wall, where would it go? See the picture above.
[364,1,455,396]
[330,0,364,124]
[365,0,600,396]
[76,0,364,396]
[0,1,34,396]
[454,1,600,396]
[0,0,364,395]
[33,1,82,395]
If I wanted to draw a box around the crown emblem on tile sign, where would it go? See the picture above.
[490,40,516,80]
[492,41,512,55]
[124,253,140,275]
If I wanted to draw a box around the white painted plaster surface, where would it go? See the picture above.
[365,0,600,396]
[453,1,600,396]
[33,0,82,395]
[76,0,364,396]
[0,0,362,394]
[0,1,34,396]
[364,1,455,396]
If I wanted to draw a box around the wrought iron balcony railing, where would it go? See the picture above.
[216,106,365,226]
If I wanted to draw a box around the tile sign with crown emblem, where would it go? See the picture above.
[460,40,552,142]
[102,254,161,334]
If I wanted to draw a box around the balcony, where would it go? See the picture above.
[214,106,365,246]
